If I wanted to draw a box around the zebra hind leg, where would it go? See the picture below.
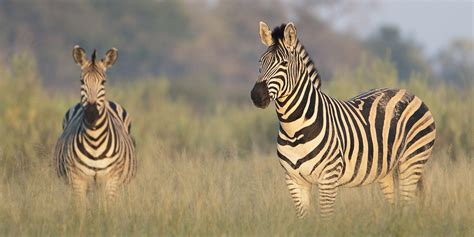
[398,145,433,205]
[285,174,312,219]
[378,169,396,205]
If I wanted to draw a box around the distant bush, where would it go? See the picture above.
[109,78,277,157]
[0,53,65,179]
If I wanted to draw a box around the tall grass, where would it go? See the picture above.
[0,55,472,235]
[0,150,472,236]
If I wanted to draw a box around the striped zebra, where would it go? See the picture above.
[54,46,136,202]
[251,22,436,219]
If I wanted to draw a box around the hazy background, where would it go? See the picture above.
[323,1,473,55]
[1,0,472,88]
[0,0,473,235]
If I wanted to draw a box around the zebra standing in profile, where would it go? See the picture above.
[54,46,136,203]
[251,22,436,219]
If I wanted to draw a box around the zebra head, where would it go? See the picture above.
[251,21,303,109]
[72,45,118,126]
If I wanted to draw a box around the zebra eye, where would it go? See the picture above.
[101,80,106,85]
[80,79,84,84]
[281,61,288,67]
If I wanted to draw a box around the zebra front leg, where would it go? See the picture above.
[70,173,89,208]
[285,174,312,219]
[317,162,342,219]
[105,176,121,204]
[70,172,89,232]
[317,180,339,219]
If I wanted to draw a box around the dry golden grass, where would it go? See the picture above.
[0,146,472,236]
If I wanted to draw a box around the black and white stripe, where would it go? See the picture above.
[54,46,136,202]
[251,22,436,219]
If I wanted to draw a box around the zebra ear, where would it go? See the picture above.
[103,48,118,68]
[72,45,88,66]
[284,22,297,50]
[259,21,273,46]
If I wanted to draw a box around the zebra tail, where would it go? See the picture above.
[417,176,426,204]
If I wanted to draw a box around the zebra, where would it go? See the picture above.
[251,22,436,219]
[54,45,136,203]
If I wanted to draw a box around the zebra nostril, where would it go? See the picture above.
[85,102,97,110]
[251,81,271,109]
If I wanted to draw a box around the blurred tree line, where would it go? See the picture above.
[365,25,430,81]
[365,25,473,86]
[0,0,370,89]
[1,0,471,89]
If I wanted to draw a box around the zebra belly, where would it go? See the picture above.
[337,154,394,187]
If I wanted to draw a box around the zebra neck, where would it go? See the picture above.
[275,72,325,139]
[276,43,326,139]
[275,42,323,121]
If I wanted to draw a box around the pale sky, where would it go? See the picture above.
[321,0,474,56]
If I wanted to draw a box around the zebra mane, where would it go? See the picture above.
[299,44,322,89]
[85,49,105,76]
[271,24,287,42]
[91,49,97,64]
[269,23,322,89]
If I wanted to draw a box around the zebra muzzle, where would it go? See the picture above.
[84,103,100,125]
[251,81,271,109]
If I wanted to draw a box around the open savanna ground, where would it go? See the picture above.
[0,56,473,236]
